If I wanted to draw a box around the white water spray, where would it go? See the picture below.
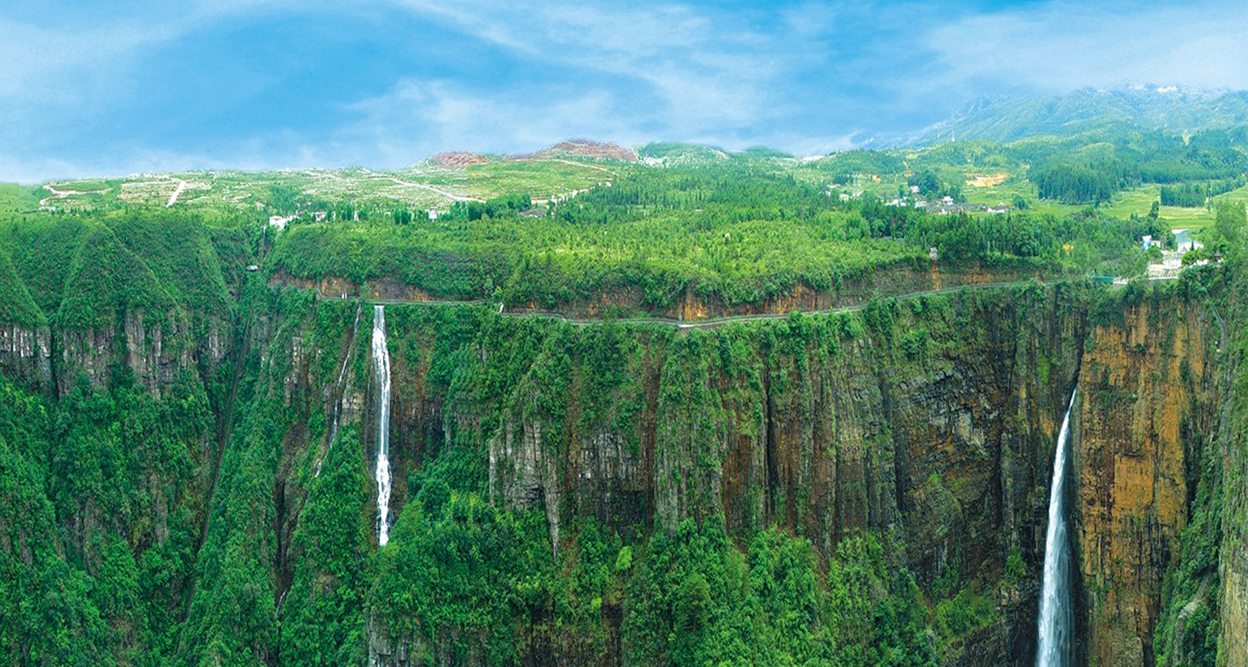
[371,306,393,546]
[1036,389,1077,667]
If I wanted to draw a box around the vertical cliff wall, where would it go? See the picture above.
[4,253,1235,667]
[475,283,1097,665]
[1217,269,1248,667]
[1073,289,1218,667]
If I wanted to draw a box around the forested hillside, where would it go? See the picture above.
[916,87,1248,144]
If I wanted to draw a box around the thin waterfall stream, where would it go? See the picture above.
[371,305,393,546]
[1036,388,1077,667]
[315,303,362,478]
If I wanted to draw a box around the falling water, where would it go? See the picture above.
[315,304,362,478]
[1036,389,1077,667]
[371,305,393,546]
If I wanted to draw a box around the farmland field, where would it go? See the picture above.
[27,158,611,213]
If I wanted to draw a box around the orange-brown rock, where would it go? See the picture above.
[269,271,439,303]
[1074,297,1217,667]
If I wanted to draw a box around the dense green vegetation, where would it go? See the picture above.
[270,164,1170,312]
[1160,177,1247,207]
[0,121,1245,666]
[0,247,44,326]
[0,252,1037,664]
[0,211,251,327]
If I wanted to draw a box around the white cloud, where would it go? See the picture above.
[382,0,790,139]
[326,79,641,166]
[0,0,305,134]
[925,1,1248,92]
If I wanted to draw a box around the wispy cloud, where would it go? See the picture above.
[924,1,1248,93]
[381,0,788,136]
[331,79,639,164]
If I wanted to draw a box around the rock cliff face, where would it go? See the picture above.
[1073,296,1218,666]
[0,324,52,389]
[479,284,1095,665]
[59,309,192,396]
[0,309,231,397]
[1218,287,1248,667]
[270,271,441,303]
[1222,438,1248,667]
[234,280,1229,667]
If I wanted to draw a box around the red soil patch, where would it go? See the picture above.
[428,152,490,168]
[533,139,638,163]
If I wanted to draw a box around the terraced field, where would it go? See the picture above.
[28,158,611,213]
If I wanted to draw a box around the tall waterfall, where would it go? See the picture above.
[315,304,361,478]
[371,306,393,546]
[1036,389,1077,667]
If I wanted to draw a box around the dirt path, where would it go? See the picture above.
[39,184,109,207]
[545,158,618,176]
[381,175,484,203]
[166,179,187,207]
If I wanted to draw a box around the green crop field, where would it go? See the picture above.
[1214,182,1248,212]
[1098,184,1224,232]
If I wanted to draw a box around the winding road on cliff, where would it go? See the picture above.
[288,272,1182,330]
[304,278,1081,330]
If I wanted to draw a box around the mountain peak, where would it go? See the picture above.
[532,139,638,162]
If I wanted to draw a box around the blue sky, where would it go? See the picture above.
[1,0,1245,181]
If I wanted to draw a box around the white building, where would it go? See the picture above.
[1173,229,1201,253]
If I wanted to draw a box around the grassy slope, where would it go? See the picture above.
[0,183,38,213]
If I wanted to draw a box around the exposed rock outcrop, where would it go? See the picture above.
[269,272,444,303]
[0,324,52,390]
[1073,296,1218,667]
[533,139,638,163]
[427,151,490,168]
[482,284,1094,665]
[192,279,1227,667]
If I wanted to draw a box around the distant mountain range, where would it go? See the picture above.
[412,87,1248,168]
[912,86,1248,145]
